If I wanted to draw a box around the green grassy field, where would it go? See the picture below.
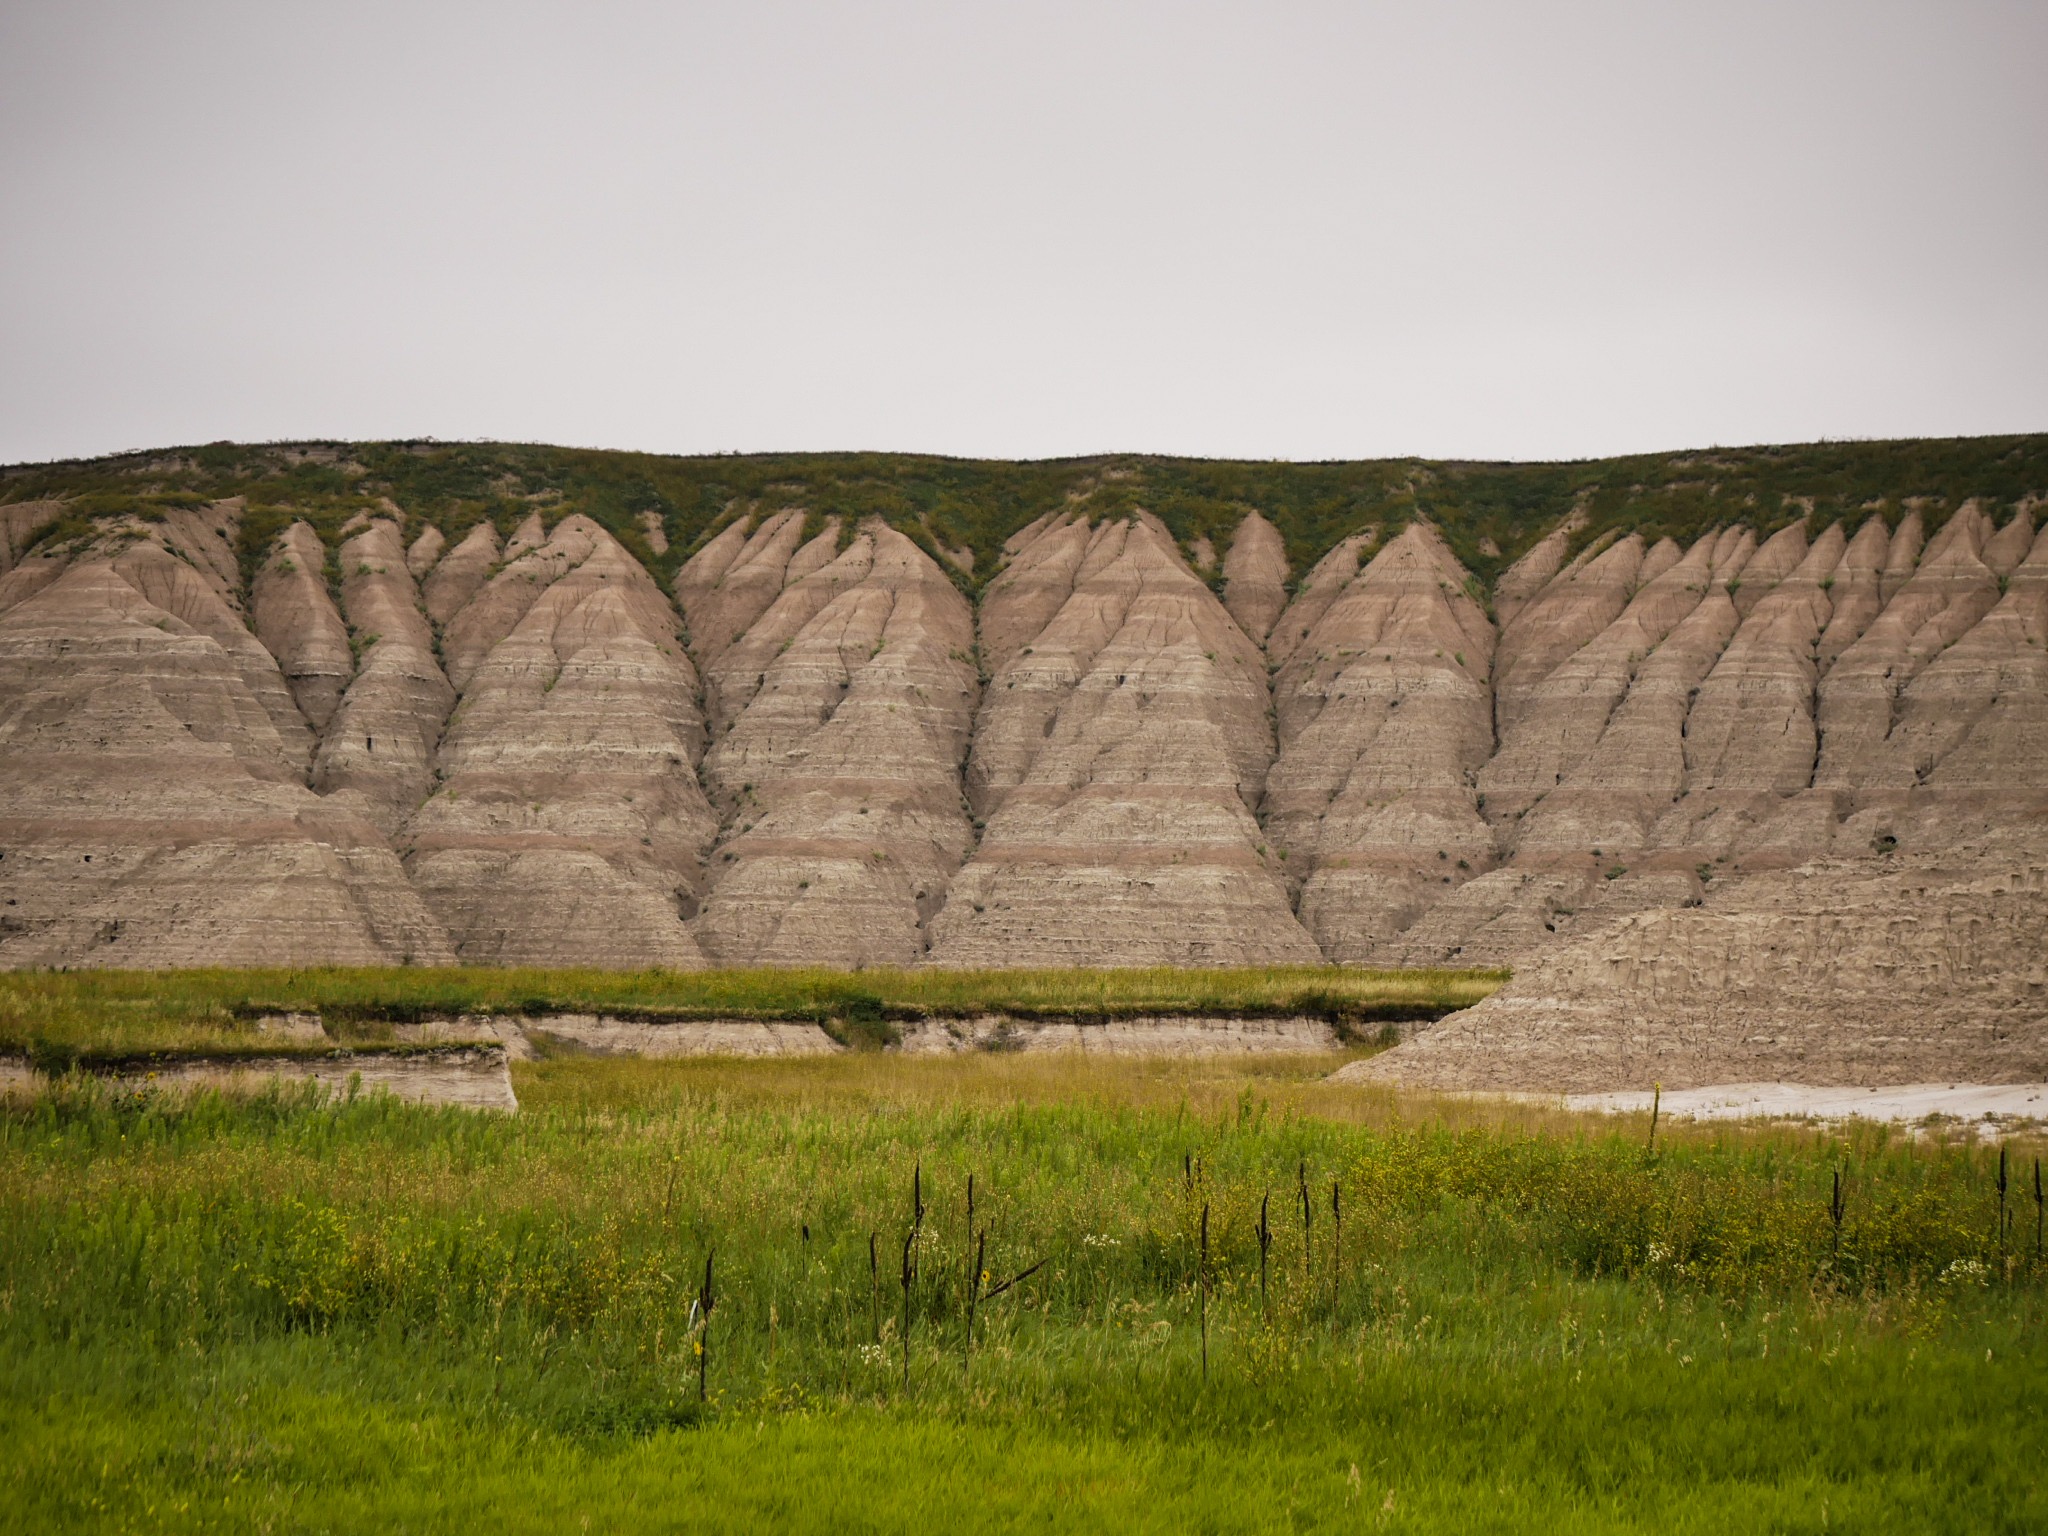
[0,964,1502,1065]
[3,1052,2043,1532]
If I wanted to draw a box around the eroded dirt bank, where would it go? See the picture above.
[0,1047,518,1111]
[4,484,2045,1090]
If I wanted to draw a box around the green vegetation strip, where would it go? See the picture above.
[0,965,1502,1067]
[9,434,2045,600]
[2,1056,2042,1532]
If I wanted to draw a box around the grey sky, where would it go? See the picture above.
[3,1,2044,466]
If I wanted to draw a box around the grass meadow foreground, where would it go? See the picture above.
[3,1052,2044,1533]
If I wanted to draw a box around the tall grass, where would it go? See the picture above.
[2,1054,2043,1530]
[0,964,1502,1064]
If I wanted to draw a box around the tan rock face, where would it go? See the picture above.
[1892,522,2048,801]
[406,524,446,578]
[5,482,2046,1063]
[1350,840,2048,1094]
[157,501,246,602]
[0,553,451,967]
[1491,513,1580,631]
[1478,535,1711,826]
[106,532,313,773]
[1816,516,1891,671]
[0,501,63,575]
[927,515,1317,966]
[972,510,1091,674]
[1374,504,2041,973]
[1221,511,1288,645]
[693,523,978,965]
[420,520,499,627]
[406,515,718,966]
[313,520,456,835]
[1492,532,1645,736]
[250,522,352,731]
[1263,524,1496,960]
[673,510,840,673]
[0,553,70,616]
[1816,504,2001,793]
[1266,532,1375,667]
[1880,509,1925,603]
[1677,524,1843,817]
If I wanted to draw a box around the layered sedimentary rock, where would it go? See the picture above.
[104,512,316,772]
[1262,524,1496,960]
[1815,503,2002,796]
[313,519,456,834]
[250,521,352,731]
[406,524,445,578]
[1491,515,1580,631]
[1347,840,2048,1093]
[406,515,719,966]
[673,509,841,681]
[1888,518,2048,823]
[1221,511,1288,645]
[928,513,1317,965]
[1264,531,1376,666]
[692,521,978,965]
[0,525,451,966]
[1492,533,1647,735]
[2,473,2045,1096]
[0,501,63,574]
[420,520,499,627]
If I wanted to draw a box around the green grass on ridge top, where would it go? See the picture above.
[0,965,1504,1064]
[5,433,2044,598]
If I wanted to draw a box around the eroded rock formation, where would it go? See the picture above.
[0,519,449,966]
[1347,837,2048,1093]
[406,515,719,966]
[928,513,1316,966]
[2,483,2044,1094]
[692,521,977,966]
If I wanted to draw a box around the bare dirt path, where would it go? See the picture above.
[1565,1081,2048,1126]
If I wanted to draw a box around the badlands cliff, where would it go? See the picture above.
[2,439,2045,1088]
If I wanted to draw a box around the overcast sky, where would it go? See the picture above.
[3,1,2044,467]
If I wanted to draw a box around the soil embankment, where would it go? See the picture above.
[4,446,2045,1090]
[1,1046,518,1111]
[1342,836,2048,1095]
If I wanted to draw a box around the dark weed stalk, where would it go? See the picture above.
[1648,1082,1661,1154]
[963,1228,985,1380]
[1331,1179,1342,1314]
[982,1257,1045,1301]
[696,1249,715,1403]
[1258,1193,1272,1311]
[1299,1159,1312,1283]
[900,1160,927,1389]
[868,1231,880,1343]
[964,1173,976,1303]
[900,1229,915,1392]
[2035,1157,2043,1265]
[1997,1145,2010,1268]
[1829,1168,1846,1267]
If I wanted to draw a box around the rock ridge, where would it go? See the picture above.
[0,492,2042,1094]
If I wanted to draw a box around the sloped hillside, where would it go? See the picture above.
[2,436,2045,1086]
